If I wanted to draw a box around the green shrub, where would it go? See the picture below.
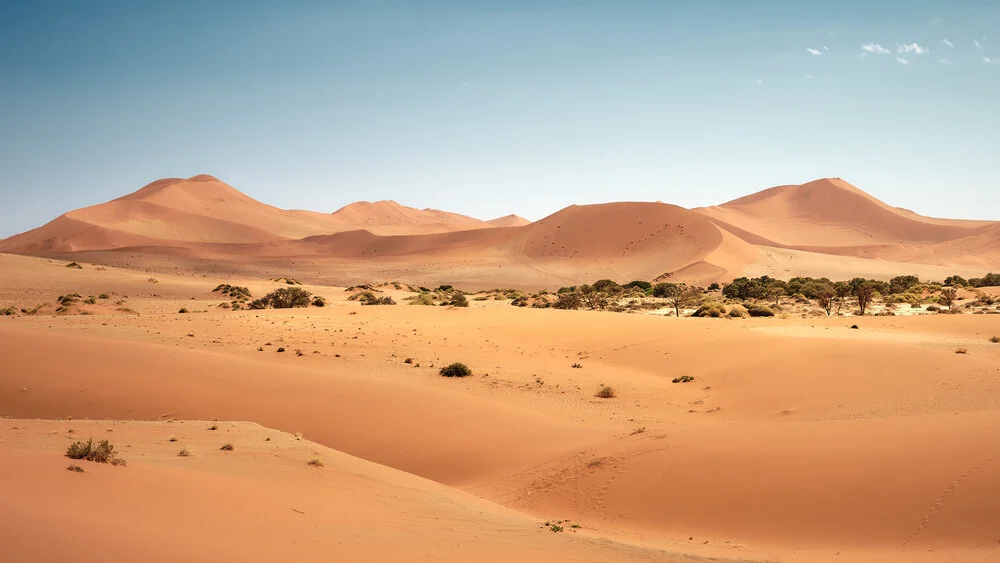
[692,302,726,317]
[747,305,775,317]
[672,375,695,383]
[250,287,312,309]
[439,363,472,377]
[448,293,469,307]
[312,296,326,307]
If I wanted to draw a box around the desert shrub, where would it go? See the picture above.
[595,385,616,399]
[360,293,395,306]
[955,347,968,354]
[692,302,726,318]
[65,438,123,464]
[926,305,940,312]
[409,293,436,306]
[989,336,1000,343]
[98,293,110,299]
[66,262,82,269]
[707,283,721,291]
[592,279,621,293]
[557,286,577,294]
[67,465,84,472]
[747,305,774,317]
[308,458,324,467]
[624,280,652,292]
[727,304,748,318]
[220,443,234,451]
[1,307,16,316]
[178,448,191,457]
[83,296,97,305]
[571,363,583,369]
[511,296,528,307]
[404,357,414,364]
[968,273,1000,288]
[439,363,472,377]
[178,308,189,314]
[436,285,453,292]
[311,296,326,307]
[448,293,469,307]
[553,292,582,310]
[251,287,312,309]
[672,375,695,383]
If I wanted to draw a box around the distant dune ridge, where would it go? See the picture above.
[1,174,996,286]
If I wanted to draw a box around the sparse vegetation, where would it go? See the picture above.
[65,438,125,465]
[571,363,583,369]
[448,293,469,307]
[67,465,85,472]
[178,448,191,457]
[220,443,234,451]
[746,305,775,317]
[955,347,968,355]
[595,385,616,399]
[178,307,189,314]
[672,375,695,383]
[989,336,999,344]
[1,307,16,316]
[404,357,414,364]
[311,296,326,307]
[439,362,472,377]
[307,458,325,467]
[65,262,83,269]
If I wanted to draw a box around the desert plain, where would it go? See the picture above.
[2,175,1000,563]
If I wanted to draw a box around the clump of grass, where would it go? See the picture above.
[65,438,125,465]
[178,307,189,314]
[672,375,695,383]
[307,458,325,467]
[404,357,414,364]
[955,347,968,354]
[311,296,326,307]
[990,336,1000,344]
[83,296,97,305]
[98,293,110,299]
[65,262,83,269]
[439,362,472,377]
[67,465,85,472]
[208,423,219,430]
[178,448,191,457]
[1,306,17,316]
[220,443,234,451]
[571,363,583,369]
[549,523,564,532]
[168,435,178,442]
[595,385,616,399]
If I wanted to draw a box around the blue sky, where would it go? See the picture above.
[2,1,999,237]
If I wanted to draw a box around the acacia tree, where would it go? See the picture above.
[849,278,877,315]
[660,283,699,318]
[817,289,835,316]
[939,287,958,310]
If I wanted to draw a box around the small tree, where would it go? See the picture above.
[765,284,785,307]
[661,283,699,317]
[553,292,583,310]
[849,278,876,315]
[939,287,958,310]
[817,290,835,316]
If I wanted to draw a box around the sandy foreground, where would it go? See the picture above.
[2,254,1000,563]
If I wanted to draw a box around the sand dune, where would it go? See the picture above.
[1,420,727,563]
[2,175,997,288]
[489,214,532,227]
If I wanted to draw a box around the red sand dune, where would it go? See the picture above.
[488,214,532,227]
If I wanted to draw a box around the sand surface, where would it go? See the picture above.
[3,254,1000,562]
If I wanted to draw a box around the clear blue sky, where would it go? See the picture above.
[2,1,999,237]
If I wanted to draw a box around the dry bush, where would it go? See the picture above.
[220,443,234,451]
[439,363,472,377]
[595,385,616,399]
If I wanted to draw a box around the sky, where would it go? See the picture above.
[1,0,999,237]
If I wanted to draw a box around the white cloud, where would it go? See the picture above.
[941,38,954,48]
[975,39,983,49]
[823,45,829,51]
[897,42,929,54]
[897,57,910,65]
[986,56,993,63]
[939,58,953,65]
[806,48,822,55]
[805,74,813,80]
[755,77,763,86]
[862,42,891,54]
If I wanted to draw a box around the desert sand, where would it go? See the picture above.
[2,175,997,290]
[2,176,999,562]
[2,251,1000,563]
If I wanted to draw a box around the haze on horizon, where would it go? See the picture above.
[2,0,999,238]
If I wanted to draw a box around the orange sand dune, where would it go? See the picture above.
[0,175,499,253]
[489,214,532,227]
[695,178,990,249]
[1,420,721,563]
